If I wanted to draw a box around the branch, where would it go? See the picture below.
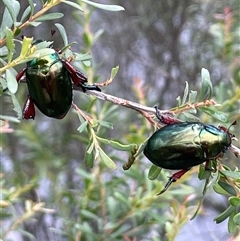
[77,87,174,127]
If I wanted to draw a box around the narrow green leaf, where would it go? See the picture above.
[213,183,229,195]
[110,66,119,79]
[176,96,181,106]
[74,53,92,62]
[233,212,240,225]
[219,170,240,180]
[86,142,94,154]
[98,120,113,129]
[198,165,212,180]
[61,0,84,11]
[198,68,213,101]
[228,211,238,233]
[77,120,88,133]
[85,152,94,168]
[80,210,100,222]
[20,37,33,57]
[229,197,240,207]
[188,90,197,104]
[182,81,189,105]
[218,180,237,196]
[55,23,68,46]
[26,48,55,60]
[13,27,21,37]
[33,41,53,50]
[148,165,161,180]
[29,22,42,27]
[80,0,125,11]
[20,3,36,22]
[0,7,14,35]
[99,148,117,169]
[0,77,8,90]
[214,205,236,223]
[182,112,199,121]
[199,107,228,123]
[8,92,22,119]
[96,136,135,151]
[75,168,94,180]
[27,0,35,17]
[6,69,18,94]
[84,142,94,168]
[2,0,20,24]
[0,115,20,123]
[92,29,104,45]
[0,46,9,57]
[35,13,64,21]
[191,197,205,220]
[114,192,131,207]
[5,28,15,62]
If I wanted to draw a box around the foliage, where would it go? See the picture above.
[0,1,239,241]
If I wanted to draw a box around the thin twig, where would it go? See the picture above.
[77,87,174,127]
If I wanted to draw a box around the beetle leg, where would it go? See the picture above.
[16,68,27,82]
[80,83,101,92]
[63,61,101,92]
[157,169,190,195]
[154,106,180,125]
[62,61,87,85]
[22,95,35,119]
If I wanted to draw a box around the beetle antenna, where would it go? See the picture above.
[219,121,237,139]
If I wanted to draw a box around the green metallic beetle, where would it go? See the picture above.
[16,39,100,119]
[143,107,239,194]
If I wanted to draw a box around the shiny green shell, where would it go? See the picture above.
[26,52,72,118]
[143,122,232,170]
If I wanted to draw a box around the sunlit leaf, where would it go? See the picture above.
[20,3,36,22]
[77,120,88,132]
[199,107,228,123]
[80,0,125,11]
[176,96,181,107]
[5,28,15,62]
[35,13,64,21]
[110,66,119,79]
[0,46,9,57]
[20,37,33,57]
[188,90,197,103]
[55,23,68,46]
[97,136,135,151]
[229,197,240,207]
[148,165,161,180]
[61,0,84,11]
[29,22,42,27]
[182,81,189,105]
[233,212,240,225]
[6,68,17,94]
[2,0,20,24]
[198,68,213,101]
[99,148,117,169]
[219,170,240,180]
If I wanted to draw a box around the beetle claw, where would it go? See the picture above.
[80,84,101,92]
[157,177,176,195]
[157,169,190,195]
